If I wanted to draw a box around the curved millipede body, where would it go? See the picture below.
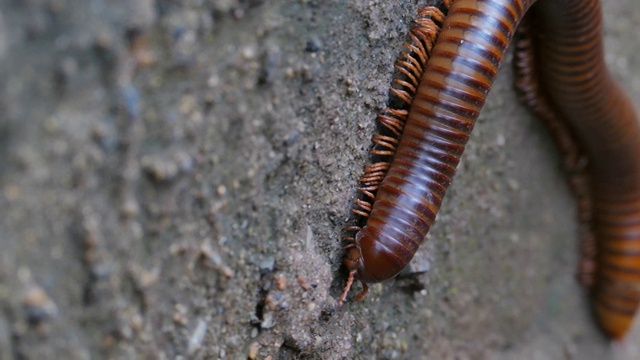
[340,0,640,340]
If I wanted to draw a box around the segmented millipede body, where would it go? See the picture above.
[340,0,640,340]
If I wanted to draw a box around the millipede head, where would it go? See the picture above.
[343,246,361,273]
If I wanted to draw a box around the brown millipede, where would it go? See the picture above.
[341,1,452,302]
[340,0,640,340]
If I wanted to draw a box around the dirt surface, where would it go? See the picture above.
[1,0,639,359]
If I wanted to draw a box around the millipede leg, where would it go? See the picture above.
[355,282,369,302]
[338,269,358,306]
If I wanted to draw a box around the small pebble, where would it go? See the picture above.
[261,312,275,329]
[248,342,260,359]
[283,131,300,147]
[187,319,207,355]
[305,36,322,52]
[275,274,286,290]
[297,276,311,290]
[23,286,58,325]
[259,256,275,274]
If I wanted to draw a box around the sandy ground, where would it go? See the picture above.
[0,0,639,358]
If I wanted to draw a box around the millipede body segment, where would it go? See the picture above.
[340,0,640,340]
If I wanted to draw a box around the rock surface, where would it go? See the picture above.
[0,0,639,358]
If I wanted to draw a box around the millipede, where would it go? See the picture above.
[339,0,640,340]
